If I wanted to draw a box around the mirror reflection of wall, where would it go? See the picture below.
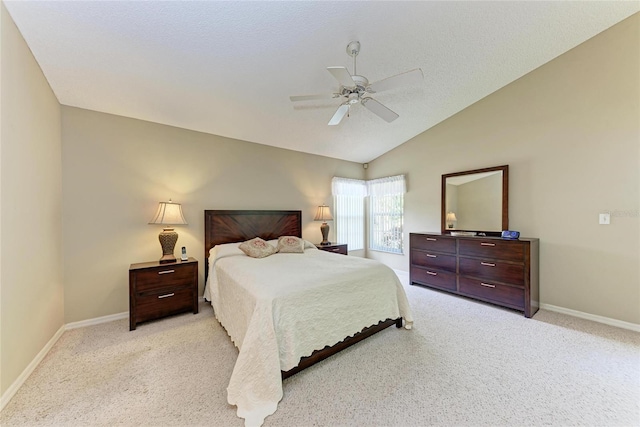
[445,184,458,228]
[446,171,502,231]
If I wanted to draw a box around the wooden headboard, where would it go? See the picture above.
[204,210,302,281]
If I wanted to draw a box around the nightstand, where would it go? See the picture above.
[315,243,348,255]
[129,257,198,330]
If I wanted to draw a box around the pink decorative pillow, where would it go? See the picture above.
[277,236,305,253]
[239,237,277,258]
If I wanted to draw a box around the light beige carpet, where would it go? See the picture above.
[2,274,639,426]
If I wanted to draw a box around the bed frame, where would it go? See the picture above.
[204,209,402,379]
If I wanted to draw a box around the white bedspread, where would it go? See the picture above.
[204,243,413,427]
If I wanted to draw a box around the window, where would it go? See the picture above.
[331,177,366,251]
[368,175,406,254]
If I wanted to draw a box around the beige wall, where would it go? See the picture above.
[61,107,364,323]
[367,14,640,324]
[0,3,64,394]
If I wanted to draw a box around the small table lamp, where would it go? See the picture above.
[446,212,457,229]
[148,199,188,264]
[314,204,333,246]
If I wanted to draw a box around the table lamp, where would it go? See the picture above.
[446,212,457,229]
[314,205,333,245]
[148,199,188,263]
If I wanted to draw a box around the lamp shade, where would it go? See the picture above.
[446,212,457,222]
[148,200,188,225]
[314,205,333,222]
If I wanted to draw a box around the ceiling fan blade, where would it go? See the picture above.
[361,98,399,123]
[367,68,423,93]
[328,104,349,126]
[289,93,339,102]
[327,66,356,88]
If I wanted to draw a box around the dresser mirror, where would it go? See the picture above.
[441,165,509,236]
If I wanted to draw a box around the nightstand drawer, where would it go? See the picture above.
[133,264,195,292]
[135,285,194,324]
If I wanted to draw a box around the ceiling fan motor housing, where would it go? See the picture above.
[351,75,369,89]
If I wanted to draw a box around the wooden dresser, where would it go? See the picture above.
[129,257,198,330]
[409,233,539,317]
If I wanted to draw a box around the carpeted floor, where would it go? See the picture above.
[2,273,639,426]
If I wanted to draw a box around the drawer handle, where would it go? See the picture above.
[426,254,437,258]
[158,270,175,275]
[158,293,175,299]
[330,248,339,252]
[481,262,495,267]
[426,238,437,241]
[426,271,437,276]
[480,243,495,247]
[480,282,496,288]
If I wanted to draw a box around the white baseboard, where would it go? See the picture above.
[540,303,640,332]
[65,311,128,330]
[0,324,65,412]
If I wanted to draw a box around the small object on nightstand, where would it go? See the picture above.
[315,243,348,255]
[181,246,188,261]
[129,257,198,330]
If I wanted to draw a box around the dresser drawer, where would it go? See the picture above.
[410,234,456,254]
[133,264,196,292]
[135,285,194,323]
[411,251,456,272]
[410,266,457,291]
[459,257,524,286]
[458,239,524,262]
[459,276,524,309]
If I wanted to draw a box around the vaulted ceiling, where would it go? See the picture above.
[5,1,638,163]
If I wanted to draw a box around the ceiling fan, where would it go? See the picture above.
[290,41,423,126]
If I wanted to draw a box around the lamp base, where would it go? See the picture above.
[320,222,331,246]
[159,254,177,264]
[158,228,179,264]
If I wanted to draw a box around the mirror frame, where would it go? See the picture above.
[441,165,509,235]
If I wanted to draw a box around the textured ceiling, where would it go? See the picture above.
[5,1,638,163]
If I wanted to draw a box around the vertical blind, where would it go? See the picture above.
[331,177,366,251]
[368,175,406,254]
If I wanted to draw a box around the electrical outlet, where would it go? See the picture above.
[599,213,610,225]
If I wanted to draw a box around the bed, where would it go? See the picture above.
[203,210,413,426]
